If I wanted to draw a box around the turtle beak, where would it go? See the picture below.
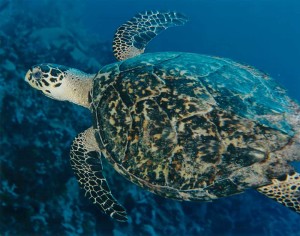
[25,69,32,83]
[24,68,40,90]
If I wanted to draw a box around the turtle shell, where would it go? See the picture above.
[91,52,296,201]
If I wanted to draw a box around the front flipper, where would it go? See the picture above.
[257,172,300,213]
[113,10,188,61]
[70,127,128,221]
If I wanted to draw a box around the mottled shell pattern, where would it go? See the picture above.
[91,52,295,201]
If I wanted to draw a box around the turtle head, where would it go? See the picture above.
[25,63,94,108]
[25,63,71,99]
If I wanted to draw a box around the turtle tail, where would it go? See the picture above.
[258,102,300,213]
[273,101,300,162]
[289,101,300,161]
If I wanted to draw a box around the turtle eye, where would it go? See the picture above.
[33,71,42,79]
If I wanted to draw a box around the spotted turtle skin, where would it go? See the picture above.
[91,52,296,201]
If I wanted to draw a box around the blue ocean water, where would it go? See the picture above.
[0,0,300,235]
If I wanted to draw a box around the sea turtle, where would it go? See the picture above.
[25,10,300,221]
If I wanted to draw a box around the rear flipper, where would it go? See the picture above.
[257,172,300,213]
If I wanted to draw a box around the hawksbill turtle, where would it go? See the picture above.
[25,10,300,221]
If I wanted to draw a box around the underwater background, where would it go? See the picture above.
[0,0,300,235]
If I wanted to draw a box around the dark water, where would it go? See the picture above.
[1,0,300,235]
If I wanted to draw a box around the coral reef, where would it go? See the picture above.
[0,1,299,235]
